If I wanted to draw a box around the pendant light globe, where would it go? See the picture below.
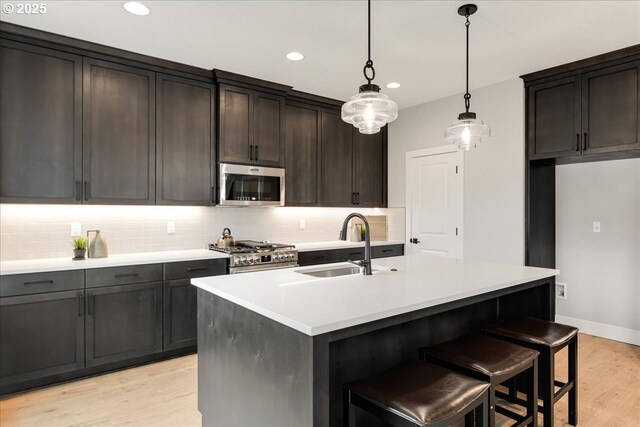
[342,0,398,134]
[445,4,491,150]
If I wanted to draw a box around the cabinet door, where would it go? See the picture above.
[156,74,215,205]
[353,128,387,207]
[85,282,162,367]
[285,103,320,206]
[582,61,640,154]
[254,92,285,167]
[219,84,253,165]
[0,290,84,388]
[320,109,355,206]
[527,76,582,159]
[0,40,82,203]
[163,279,197,351]
[83,58,155,204]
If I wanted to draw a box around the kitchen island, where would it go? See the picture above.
[192,253,558,427]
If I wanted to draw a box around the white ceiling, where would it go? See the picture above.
[3,1,639,109]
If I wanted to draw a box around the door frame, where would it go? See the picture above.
[405,145,464,258]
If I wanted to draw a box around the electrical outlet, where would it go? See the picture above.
[167,221,175,234]
[556,282,567,300]
[299,219,305,230]
[70,223,82,236]
[593,221,601,233]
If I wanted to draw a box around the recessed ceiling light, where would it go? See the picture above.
[123,1,150,16]
[285,52,305,61]
[386,82,401,89]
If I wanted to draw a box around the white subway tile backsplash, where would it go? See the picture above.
[0,205,405,261]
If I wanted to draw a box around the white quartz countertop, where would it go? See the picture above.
[0,249,229,275]
[192,253,559,336]
[294,240,404,251]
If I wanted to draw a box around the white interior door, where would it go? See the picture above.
[406,148,463,258]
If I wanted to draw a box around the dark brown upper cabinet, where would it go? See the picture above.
[294,106,388,208]
[156,74,216,205]
[0,40,83,203]
[82,58,156,204]
[218,84,285,167]
[525,56,640,161]
[582,61,640,154]
[353,128,387,207]
[320,109,355,206]
[527,76,582,159]
[285,102,321,206]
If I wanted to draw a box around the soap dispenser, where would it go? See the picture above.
[87,230,108,258]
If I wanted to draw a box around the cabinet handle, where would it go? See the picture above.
[77,293,84,317]
[211,186,216,204]
[351,192,356,205]
[576,134,580,152]
[583,133,588,151]
[23,280,53,287]
[382,249,394,253]
[311,255,326,260]
[83,181,89,201]
[348,251,362,256]
[187,267,208,272]
[356,193,360,205]
[249,145,254,161]
[114,273,139,279]
[75,181,82,201]
[87,294,94,316]
[255,145,259,161]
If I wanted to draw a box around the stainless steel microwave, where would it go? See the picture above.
[219,163,285,207]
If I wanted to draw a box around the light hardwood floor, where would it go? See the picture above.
[1,333,638,426]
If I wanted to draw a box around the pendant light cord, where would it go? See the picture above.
[363,0,375,84]
[464,11,471,113]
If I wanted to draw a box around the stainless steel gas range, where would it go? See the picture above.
[208,240,298,274]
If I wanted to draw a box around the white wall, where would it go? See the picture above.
[0,205,404,261]
[388,78,525,265]
[556,159,640,342]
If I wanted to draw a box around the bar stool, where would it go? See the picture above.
[343,360,490,427]
[483,317,578,427]
[419,334,539,427]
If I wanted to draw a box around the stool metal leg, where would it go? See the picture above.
[343,388,350,427]
[540,348,554,427]
[477,391,488,427]
[568,335,578,425]
[527,359,539,427]
[488,386,496,427]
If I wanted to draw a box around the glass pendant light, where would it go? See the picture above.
[445,4,491,150]
[342,0,398,134]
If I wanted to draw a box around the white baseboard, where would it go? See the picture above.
[555,315,640,346]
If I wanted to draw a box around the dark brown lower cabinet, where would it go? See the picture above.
[163,279,197,350]
[0,290,85,387]
[85,282,163,367]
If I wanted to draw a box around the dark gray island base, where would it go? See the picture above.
[197,276,555,427]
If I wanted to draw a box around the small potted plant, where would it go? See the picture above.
[72,236,88,260]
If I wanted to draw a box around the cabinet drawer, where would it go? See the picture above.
[0,270,84,297]
[372,244,404,259]
[297,250,338,266]
[86,264,162,288]
[335,248,365,262]
[164,259,227,280]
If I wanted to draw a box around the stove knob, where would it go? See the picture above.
[274,254,282,261]
[249,257,256,264]
[237,256,246,265]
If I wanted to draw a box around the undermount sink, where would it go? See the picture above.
[295,266,364,278]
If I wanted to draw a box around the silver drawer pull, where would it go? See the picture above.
[115,273,139,279]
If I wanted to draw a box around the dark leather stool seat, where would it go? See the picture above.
[420,334,539,427]
[483,317,579,427]
[343,360,490,427]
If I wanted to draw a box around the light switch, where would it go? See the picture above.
[593,221,601,233]
[70,223,82,236]
[299,219,305,230]
[167,221,176,234]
